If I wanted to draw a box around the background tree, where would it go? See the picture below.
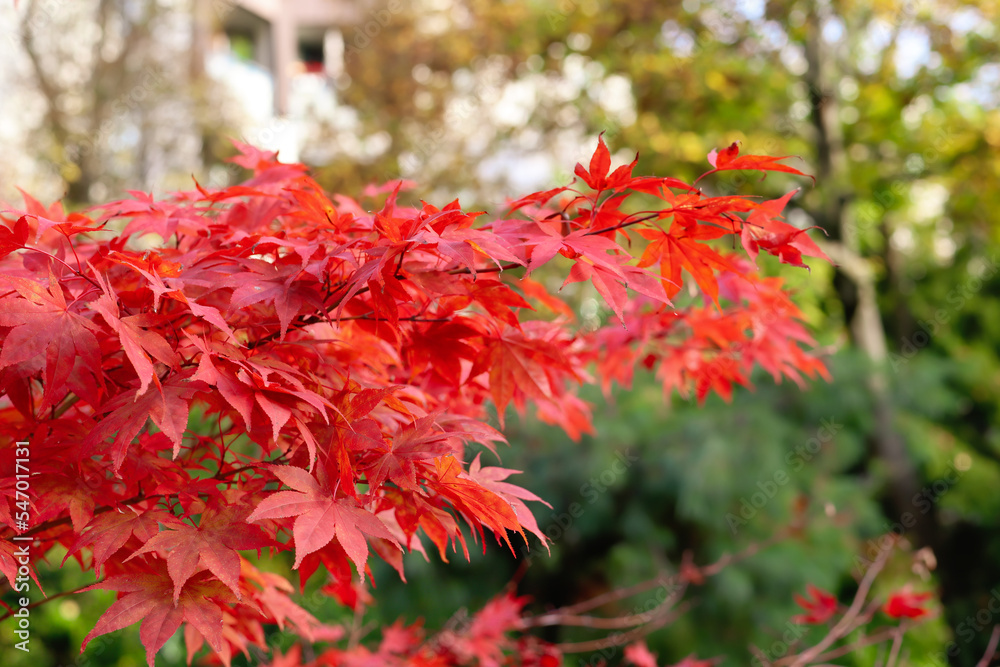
[1,0,240,205]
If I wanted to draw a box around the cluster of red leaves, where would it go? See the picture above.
[0,137,829,666]
[794,584,933,626]
[259,593,560,667]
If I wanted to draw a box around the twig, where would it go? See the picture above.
[807,622,922,664]
[447,262,522,275]
[885,626,904,667]
[348,597,367,649]
[553,531,786,618]
[520,582,686,630]
[977,625,1000,667]
[784,543,894,666]
[554,602,692,654]
[0,582,94,622]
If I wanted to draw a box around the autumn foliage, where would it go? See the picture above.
[0,138,929,666]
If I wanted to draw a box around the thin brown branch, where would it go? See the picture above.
[783,543,894,666]
[977,625,1000,667]
[585,211,660,238]
[447,262,522,275]
[807,622,921,664]
[20,1,70,148]
[0,581,95,622]
[553,531,786,619]
[5,455,260,542]
[885,625,905,667]
[348,596,367,649]
[520,582,686,630]
[554,602,692,654]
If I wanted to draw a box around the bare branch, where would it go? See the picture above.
[783,543,894,666]
[977,625,1000,667]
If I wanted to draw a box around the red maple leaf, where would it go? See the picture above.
[357,414,455,492]
[82,378,197,470]
[247,463,399,572]
[792,584,839,624]
[0,269,104,411]
[465,453,551,547]
[574,132,637,191]
[637,226,738,306]
[430,456,525,553]
[80,560,235,667]
[0,216,30,261]
[700,141,815,184]
[65,504,183,576]
[740,189,830,268]
[126,501,273,601]
[882,587,933,620]
[624,641,659,667]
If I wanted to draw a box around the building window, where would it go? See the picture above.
[298,39,325,74]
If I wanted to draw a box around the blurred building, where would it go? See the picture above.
[193,0,367,163]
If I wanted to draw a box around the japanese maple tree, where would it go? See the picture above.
[0,138,937,666]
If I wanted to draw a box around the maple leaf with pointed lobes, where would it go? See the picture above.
[81,378,198,471]
[624,641,659,667]
[107,252,238,342]
[64,505,184,576]
[0,216,29,261]
[473,323,581,423]
[240,558,340,641]
[465,454,551,549]
[125,503,274,602]
[81,560,235,667]
[522,223,627,278]
[446,592,530,665]
[0,539,44,594]
[404,318,482,383]
[573,132,638,192]
[699,141,816,184]
[637,225,738,307]
[468,279,534,328]
[247,463,400,572]
[562,259,671,325]
[740,189,831,269]
[110,192,211,241]
[882,587,933,620]
[429,456,526,554]
[90,267,179,398]
[357,414,455,492]
[504,184,571,216]
[223,257,320,340]
[0,268,104,412]
[5,189,104,239]
[793,584,839,624]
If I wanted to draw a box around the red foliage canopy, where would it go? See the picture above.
[0,138,832,666]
